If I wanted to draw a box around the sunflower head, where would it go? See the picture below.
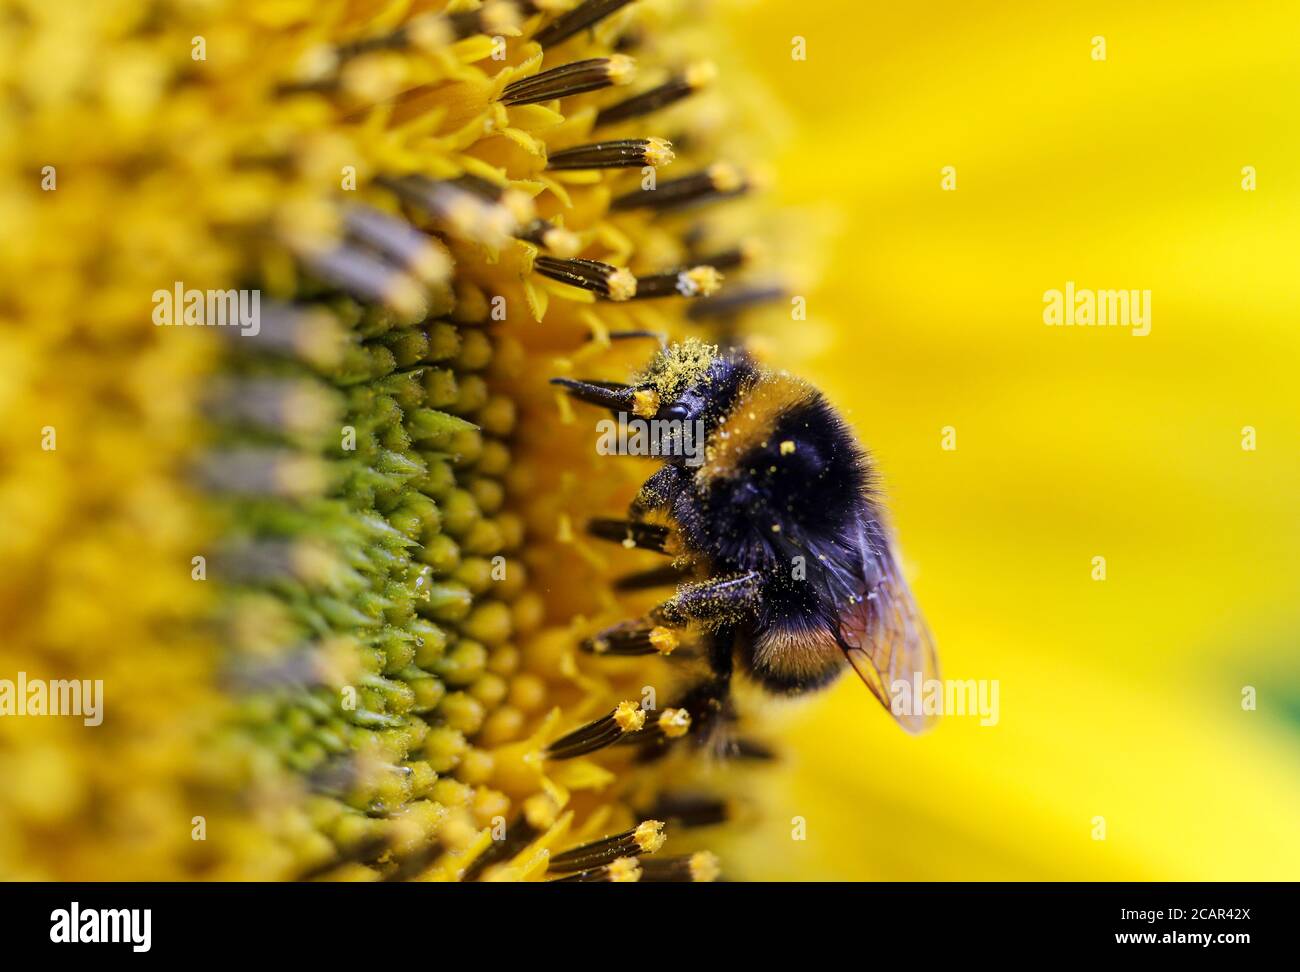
[0,0,795,882]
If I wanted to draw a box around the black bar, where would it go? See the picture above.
[0,882,1288,957]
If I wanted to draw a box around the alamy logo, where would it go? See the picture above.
[0,672,103,726]
[50,902,151,952]
[890,675,1000,726]
[152,281,261,336]
[596,413,706,467]
[1043,281,1151,336]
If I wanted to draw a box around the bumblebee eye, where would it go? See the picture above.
[662,403,689,422]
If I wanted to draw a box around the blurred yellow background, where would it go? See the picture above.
[714,0,1300,880]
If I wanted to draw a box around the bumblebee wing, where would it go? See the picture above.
[834,517,939,734]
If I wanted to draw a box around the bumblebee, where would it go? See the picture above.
[549,340,938,756]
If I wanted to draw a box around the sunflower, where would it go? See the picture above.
[0,0,794,880]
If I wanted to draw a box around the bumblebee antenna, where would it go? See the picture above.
[550,377,652,415]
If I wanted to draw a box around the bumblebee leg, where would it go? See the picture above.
[582,572,760,658]
[629,463,688,520]
[650,571,762,627]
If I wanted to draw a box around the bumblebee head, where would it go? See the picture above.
[640,339,760,430]
[636,338,717,403]
[551,340,752,465]
[551,339,720,415]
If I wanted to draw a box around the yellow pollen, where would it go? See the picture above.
[406,14,454,51]
[679,265,723,297]
[779,440,796,455]
[614,700,646,733]
[640,338,718,400]
[632,388,660,418]
[410,239,453,283]
[275,456,329,499]
[482,206,517,247]
[385,275,428,319]
[608,857,642,882]
[634,820,667,854]
[294,45,339,83]
[607,268,638,301]
[542,226,581,259]
[500,188,536,226]
[482,1,522,35]
[690,851,721,883]
[606,54,638,86]
[642,137,675,167]
[341,54,407,102]
[659,708,691,738]
[739,237,765,263]
[685,60,718,89]
[556,513,574,542]
[447,197,484,237]
[708,162,745,193]
[648,626,678,655]
[522,793,560,831]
